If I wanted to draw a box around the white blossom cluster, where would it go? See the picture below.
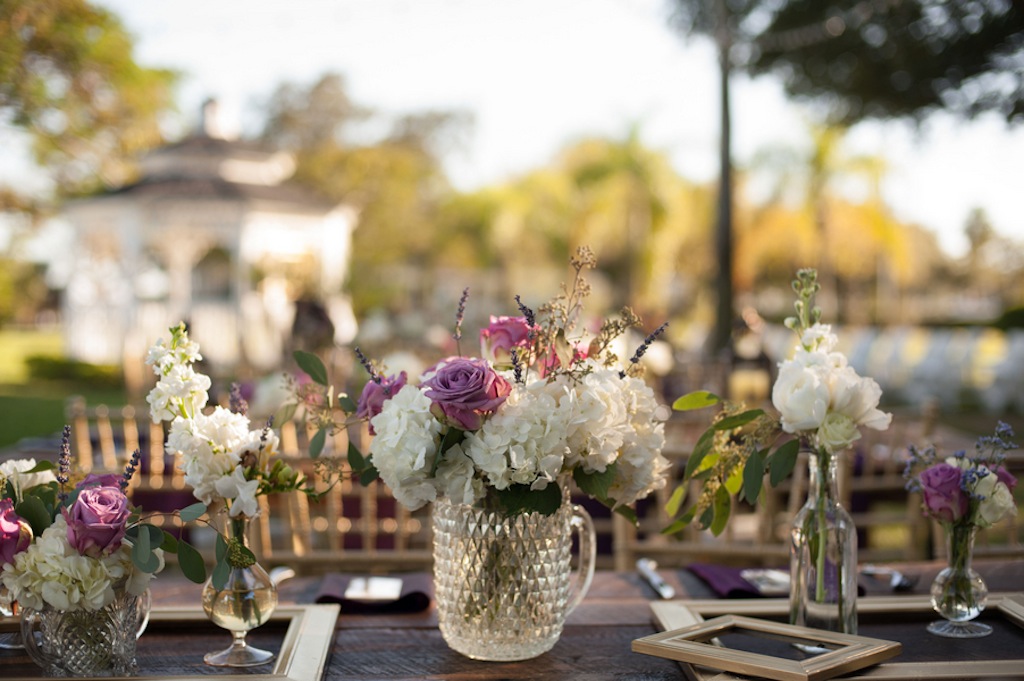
[146,325,278,517]
[368,365,668,511]
[1,516,158,613]
[772,323,892,453]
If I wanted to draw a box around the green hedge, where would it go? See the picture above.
[25,355,123,389]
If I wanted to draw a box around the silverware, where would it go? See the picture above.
[861,565,918,592]
[637,558,676,600]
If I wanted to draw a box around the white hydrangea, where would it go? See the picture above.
[605,376,669,507]
[1,517,159,613]
[369,384,444,510]
[434,443,485,506]
[563,369,631,474]
[463,382,569,492]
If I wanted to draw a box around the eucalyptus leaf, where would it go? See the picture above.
[176,541,207,583]
[768,439,801,487]
[179,502,207,523]
[671,391,720,411]
[212,557,230,590]
[309,427,327,458]
[347,441,365,470]
[294,350,329,386]
[338,394,359,414]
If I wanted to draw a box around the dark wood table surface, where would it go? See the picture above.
[2,560,1021,680]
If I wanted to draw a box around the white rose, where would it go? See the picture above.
[974,470,1017,527]
[816,412,861,453]
[829,367,891,431]
[772,360,830,433]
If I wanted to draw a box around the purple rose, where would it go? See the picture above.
[0,498,32,565]
[77,473,123,490]
[421,357,512,431]
[357,371,408,434]
[480,316,534,365]
[63,486,131,557]
[919,463,969,523]
[993,465,1017,492]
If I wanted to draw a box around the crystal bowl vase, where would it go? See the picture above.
[432,484,596,661]
[928,522,991,638]
[20,585,151,677]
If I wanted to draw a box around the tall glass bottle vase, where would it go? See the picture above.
[928,523,991,638]
[201,510,279,667]
[790,446,858,638]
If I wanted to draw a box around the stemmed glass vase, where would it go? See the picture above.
[928,522,991,638]
[201,510,278,667]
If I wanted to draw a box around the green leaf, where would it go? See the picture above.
[179,502,207,523]
[495,483,562,516]
[665,484,687,518]
[309,427,327,458]
[768,439,801,487]
[712,409,765,432]
[294,350,329,385]
[338,394,359,414]
[709,485,732,536]
[741,449,766,504]
[684,430,715,480]
[14,496,53,537]
[573,464,616,501]
[347,441,365,470]
[214,533,228,562]
[276,401,298,426]
[613,505,637,524]
[22,460,57,473]
[672,391,720,411]
[723,467,743,495]
[661,505,697,535]
[159,531,179,552]
[438,427,466,455]
[131,527,163,573]
[358,462,379,487]
[698,503,714,530]
[176,541,207,583]
[212,556,230,590]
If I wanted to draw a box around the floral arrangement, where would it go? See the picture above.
[0,439,204,613]
[666,268,892,533]
[903,422,1018,532]
[293,247,671,518]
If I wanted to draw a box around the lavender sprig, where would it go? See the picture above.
[121,449,141,493]
[57,425,71,503]
[453,287,470,353]
[511,348,524,384]
[620,322,669,378]
[355,346,381,384]
[229,382,249,416]
[515,294,536,329]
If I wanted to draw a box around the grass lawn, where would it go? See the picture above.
[0,382,130,450]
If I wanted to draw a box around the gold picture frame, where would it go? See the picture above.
[649,593,1024,681]
[634,614,902,681]
[4,604,339,681]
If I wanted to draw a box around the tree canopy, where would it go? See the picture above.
[0,0,176,200]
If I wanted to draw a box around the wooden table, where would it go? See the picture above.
[2,561,1021,680]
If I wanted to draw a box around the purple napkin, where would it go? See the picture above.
[688,563,764,598]
[314,573,432,614]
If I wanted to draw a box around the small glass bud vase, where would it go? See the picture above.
[201,510,279,667]
[928,522,991,638]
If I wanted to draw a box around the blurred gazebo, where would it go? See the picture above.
[60,100,358,390]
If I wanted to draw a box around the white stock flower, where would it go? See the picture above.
[167,407,251,505]
[772,359,830,433]
[147,363,211,423]
[801,323,838,352]
[369,384,443,510]
[215,467,261,518]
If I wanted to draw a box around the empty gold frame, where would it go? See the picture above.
[633,614,902,681]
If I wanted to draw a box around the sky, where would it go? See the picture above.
[10,0,1024,257]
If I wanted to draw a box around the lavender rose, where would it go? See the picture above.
[63,486,131,557]
[480,316,534,365]
[77,473,122,489]
[357,371,408,434]
[0,498,32,565]
[421,357,512,431]
[919,463,969,523]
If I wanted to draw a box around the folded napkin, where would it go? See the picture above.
[687,563,766,598]
[314,573,432,614]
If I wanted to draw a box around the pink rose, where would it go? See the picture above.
[480,316,534,365]
[63,486,131,557]
[993,465,1017,492]
[0,499,32,565]
[77,473,122,489]
[421,357,512,431]
[357,371,408,434]
[919,463,969,523]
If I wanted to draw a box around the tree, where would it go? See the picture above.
[748,1,1024,124]
[0,0,177,198]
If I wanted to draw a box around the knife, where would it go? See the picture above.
[637,558,676,600]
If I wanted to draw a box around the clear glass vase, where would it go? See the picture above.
[432,483,596,661]
[928,522,991,638]
[201,511,278,667]
[790,446,858,640]
[20,585,150,677]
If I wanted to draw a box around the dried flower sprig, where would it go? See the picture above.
[229,382,249,416]
[453,286,470,352]
[621,322,669,379]
[57,425,71,504]
[120,449,141,493]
